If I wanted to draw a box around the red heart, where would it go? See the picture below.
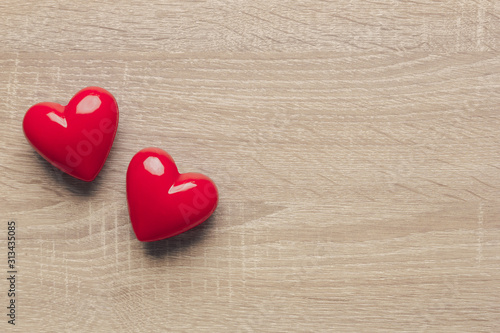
[126,148,218,242]
[23,87,119,181]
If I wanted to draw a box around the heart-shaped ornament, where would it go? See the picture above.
[127,148,218,242]
[23,87,119,181]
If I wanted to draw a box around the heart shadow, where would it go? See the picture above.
[143,214,216,259]
[29,122,122,196]
[35,152,102,196]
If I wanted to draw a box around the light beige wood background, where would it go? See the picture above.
[1,0,499,332]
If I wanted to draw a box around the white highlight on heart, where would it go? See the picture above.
[168,182,197,194]
[47,112,67,128]
[76,95,101,114]
[143,156,164,176]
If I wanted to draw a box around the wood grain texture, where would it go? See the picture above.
[1,1,500,332]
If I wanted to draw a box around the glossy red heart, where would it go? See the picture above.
[127,148,218,242]
[23,87,119,181]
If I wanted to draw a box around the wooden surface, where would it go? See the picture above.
[1,1,500,332]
